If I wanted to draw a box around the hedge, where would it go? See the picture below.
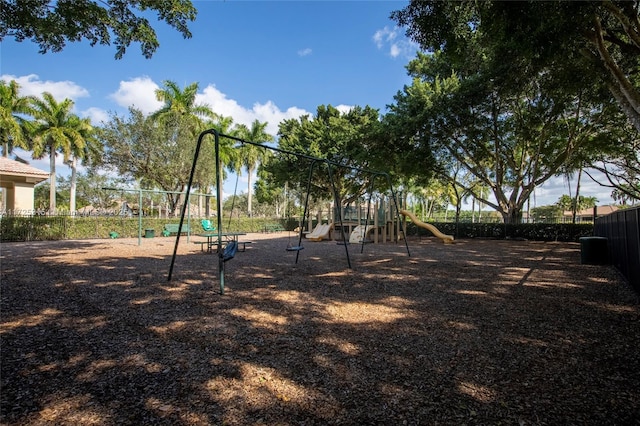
[1,216,594,243]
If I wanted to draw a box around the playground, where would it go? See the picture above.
[1,233,639,425]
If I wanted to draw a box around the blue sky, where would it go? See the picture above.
[1,0,615,208]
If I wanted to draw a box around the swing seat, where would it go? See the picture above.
[201,219,216,232]
[286,246,304,252]
[222,241,238,262]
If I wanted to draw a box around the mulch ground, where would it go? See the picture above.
[1,233,639,425]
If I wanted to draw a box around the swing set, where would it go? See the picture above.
[167,128,410,294]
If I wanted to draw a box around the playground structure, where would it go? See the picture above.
[295,200,456,245]
[168,128,411,294]
[302,199,409,245]
[399,209,454,244]
[305,222,333,241]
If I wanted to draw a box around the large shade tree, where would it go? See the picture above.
[264,105,383,211]
[391,0,640,134]
[99,108,199,215]
[1,0,197,59]
[386,50,622,223]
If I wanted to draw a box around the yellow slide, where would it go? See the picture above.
[399,209,454,244]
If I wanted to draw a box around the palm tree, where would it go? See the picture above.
[27,92,87,212]
[151,80,219,215]
[151,80,217,126]
[0,80,35,158]
[236,120,273,216]
[65,116,101,213]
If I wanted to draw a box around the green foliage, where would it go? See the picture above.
[530,205,563,223]
[0,216,297,241]
[1,214,594,243]
[264,104,384,209]
[1,0,197,59]
[391,1,640,133]
[0,80,34,155]
[556,195,598,212]
[98,108,202,213]
[405,221,594,242]
[0,215,66,241]
[385,33,622,224]
[26,91,91,211]
[234,120,274,216]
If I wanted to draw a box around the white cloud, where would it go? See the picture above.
[197,84,309,136]
[1,74,90,101]
[83,107,110,125]
[298,48,312,57]
[335,104,354,114]
[109,76,162,114]
[529,171,616,208]
[2,74,110,126]
[373,26,418,59]
[373,26,397,48]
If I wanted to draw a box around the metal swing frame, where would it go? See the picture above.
[168,128,410,294]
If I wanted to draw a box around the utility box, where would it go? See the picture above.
[579,236,608,265]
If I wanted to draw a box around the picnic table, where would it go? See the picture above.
[196,232,249,253]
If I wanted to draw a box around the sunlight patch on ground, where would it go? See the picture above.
[58,315,108,332]
[315,270,350,278]
[76,359,118,381]
[122,353,165,373]
[37,394,106,425]
[316,336,361,355]
[524,281,583,289]
[455,290,490,296]
[447,321,477,331]
[457,380,497,403]
[131,297,154,305]
[204,362,336,410]
[507,336,549,348]
[325,301,411,323]
[149,320,188,335]
[145,397,181,417]
[0,308,63,332]
[229,307,289,331]
[579,300,638,314]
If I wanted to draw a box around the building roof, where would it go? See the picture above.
[0,157,49,183]
[563,205,619,217]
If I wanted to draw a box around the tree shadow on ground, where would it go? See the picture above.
[1,236,639,425]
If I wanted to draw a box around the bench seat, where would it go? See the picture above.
[163,223,192,236]
[263,224,285,233]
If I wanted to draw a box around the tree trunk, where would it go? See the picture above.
[69,156,77,214]
[572,168,583,224]
[471,197,476,223]
[49,147,56,212]
[503,207,523,224]
[247,166,253,218]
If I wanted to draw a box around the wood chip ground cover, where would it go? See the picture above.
[1,234,639,425]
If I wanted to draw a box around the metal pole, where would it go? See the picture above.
[361,175,377,254]
[214,130,225,295]
[296,159,318,264]
[138,188,142,246]
[168,129,212,281]
[327,161,351,269]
